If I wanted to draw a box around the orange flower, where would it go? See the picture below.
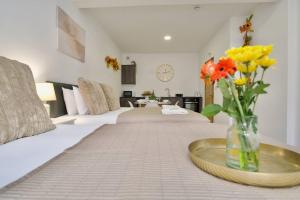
[105,56,120,71]
[211,57,237,81]
[200,60,217,80]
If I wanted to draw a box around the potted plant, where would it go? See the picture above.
[149,90,157,101]
[200,45,276,171]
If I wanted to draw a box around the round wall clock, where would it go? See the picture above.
[156,64,175,82]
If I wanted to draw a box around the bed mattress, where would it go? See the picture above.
[1,121,299,199]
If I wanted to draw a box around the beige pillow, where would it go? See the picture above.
[0,56,55,144]
[77,78,109,115]
[100,83,120,111]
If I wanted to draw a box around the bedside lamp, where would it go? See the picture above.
[36,83,56,115]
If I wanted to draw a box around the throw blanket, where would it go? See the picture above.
[0,121,299,199]
[117,107,208,123]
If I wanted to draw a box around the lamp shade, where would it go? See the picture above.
[36,83,56,101]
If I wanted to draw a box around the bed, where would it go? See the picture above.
[1,123,300,199]
[0,124,101,188]
[0,82,300,199]
[0,81,131,188]
[0,81,206,189]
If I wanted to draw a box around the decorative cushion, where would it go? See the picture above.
[77,78,109,115]
[100,83,120,111]
[0,56,55,144]
[62,87,78,115]
[73,86,89,115]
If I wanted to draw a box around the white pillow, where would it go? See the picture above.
[73,86,89,115]
[62,87,78,115]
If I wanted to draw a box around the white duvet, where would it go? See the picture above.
[55,107,132,125]
[0,107,132,188]
[0,124,101,188]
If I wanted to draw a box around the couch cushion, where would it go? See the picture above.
[100,83,120,111]
[0,56,55,144]
[77,78,109,115]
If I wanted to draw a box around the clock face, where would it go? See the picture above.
[156,64,175,82]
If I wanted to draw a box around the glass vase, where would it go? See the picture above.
[226,116,260,172]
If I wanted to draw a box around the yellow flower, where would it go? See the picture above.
[234,77,248,86]
[261,45,273,56]
[226,46,264,62]
[226,45,276,71]
[226,47,243,56]
[241,51,261,62]
[237,61,257,73]
[256,56,276,68]
[227,53,239,61]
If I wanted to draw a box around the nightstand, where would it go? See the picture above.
[51,117,76,125]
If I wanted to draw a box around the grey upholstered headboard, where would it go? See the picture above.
[46,81,77,118]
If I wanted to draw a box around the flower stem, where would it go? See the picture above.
[227,75,254,170]
[253,69,266,111]
[227,76,246,124]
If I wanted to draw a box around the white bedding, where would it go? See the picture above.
[55,107,133,125]
[0,124,101,188]
[0,107,132,188]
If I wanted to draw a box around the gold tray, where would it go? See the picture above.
[189,138,300,188]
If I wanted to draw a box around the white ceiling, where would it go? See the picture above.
[73,0,276,8]
[74,0,276,53]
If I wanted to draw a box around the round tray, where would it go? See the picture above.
[188,138,300,187]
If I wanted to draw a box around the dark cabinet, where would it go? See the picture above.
[121,64,136,84]
[183,97,202,113]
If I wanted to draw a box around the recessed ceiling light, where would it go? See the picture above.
[164,35,172,41]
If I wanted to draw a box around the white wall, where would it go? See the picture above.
[252,0,288,143]
[121,53,201,97]
[0,0,121,92]
[287,0,300,146]
[297,0,300,146]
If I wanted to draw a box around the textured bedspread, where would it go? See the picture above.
[1,121,299,200]
[117,107,209,124]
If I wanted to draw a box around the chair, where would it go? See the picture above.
[128,101,134,108]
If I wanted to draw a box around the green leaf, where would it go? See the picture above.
[252,82,270,95]
[222,97,231,112]
[227,103,239,119]
[217,78,231,99]
[201,104,222,117]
